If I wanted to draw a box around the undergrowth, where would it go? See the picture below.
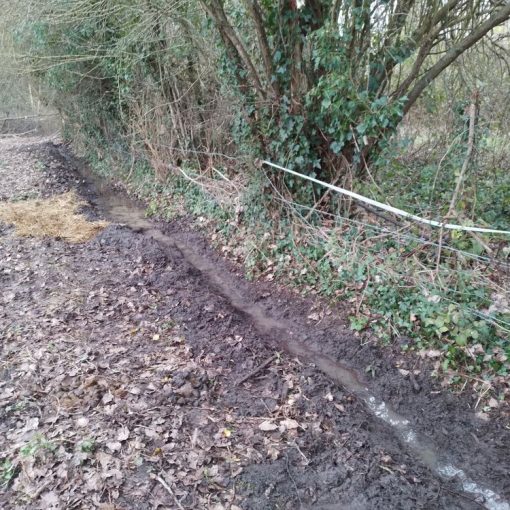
[74,130,510,407]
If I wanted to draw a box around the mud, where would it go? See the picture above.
[1,137,509,509]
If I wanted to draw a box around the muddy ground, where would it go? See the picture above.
[0,136,509,510]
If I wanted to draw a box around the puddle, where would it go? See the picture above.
[69,150,509,510]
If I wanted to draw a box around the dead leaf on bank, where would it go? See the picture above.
[24,417,40,431]
[259,421,278,432]
[76,416,89,428]
[279,418,299,431]
[107,441,122,452]
[267,445,280,460]
[117,426,130,441]
[488,398,499,408]
[0,191,108,243]
[40,491,60,507]
[476,412,490,421]
[421,349,442,358]
[102,392,114,404]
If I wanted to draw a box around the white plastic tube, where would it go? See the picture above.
[262,160,510,236]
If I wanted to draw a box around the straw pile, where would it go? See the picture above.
[0,191,108,243]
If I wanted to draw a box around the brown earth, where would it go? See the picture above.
[0,136,509,510]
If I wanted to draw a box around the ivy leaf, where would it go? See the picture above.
[321,97,331,110]
[330,141,343,154]
[455,334,468,346]
[356,123,367,135]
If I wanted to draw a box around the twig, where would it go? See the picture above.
[0,113,58,122]
[439,91,491,266]
[285,452,302,507]
[290,441,310,465]
[447,91,478,217]
[435,226,445,279]
[454,213,493,255]
[474,383,491,410]
[429,131,465,209]
[356,201,402,228]
[355,271,370,316]
[0,129,38,137]
[350,126,383,194]
[304,156,349,221]
[235,354,278,386]
[440,485,486,509]
[211,165,232,183]
[153,474,185,510]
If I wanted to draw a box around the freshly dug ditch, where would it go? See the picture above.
[1,136,509,509]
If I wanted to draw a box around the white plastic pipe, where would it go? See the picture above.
[261,160,510,236]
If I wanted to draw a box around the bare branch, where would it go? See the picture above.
[403,3,510,113]
[199,0,266,100]
[243,0,278,97]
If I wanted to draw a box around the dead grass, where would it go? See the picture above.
[0,191,108,242]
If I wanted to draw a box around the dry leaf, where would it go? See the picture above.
[76,416,89,427]
[102,392,114,404]
[106,441,122,452]
[259,421,278,432]
[24,417,40,431]
[280,419,299,430]
[117,426,130,441]
[488,398,499,408]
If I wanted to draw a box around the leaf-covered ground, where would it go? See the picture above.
[1,136,509,509]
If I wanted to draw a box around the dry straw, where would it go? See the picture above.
[0,191,108,243]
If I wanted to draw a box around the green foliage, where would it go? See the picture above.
[373,99,510,233]
[0,459,16,487]
[350,315,370,332]
[309,24,406,159]
[20,434,56,458]
[78,439,96,454]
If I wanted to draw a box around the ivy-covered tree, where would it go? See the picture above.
[200,0,510,181]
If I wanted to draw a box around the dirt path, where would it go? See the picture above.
[1,136,509,510]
